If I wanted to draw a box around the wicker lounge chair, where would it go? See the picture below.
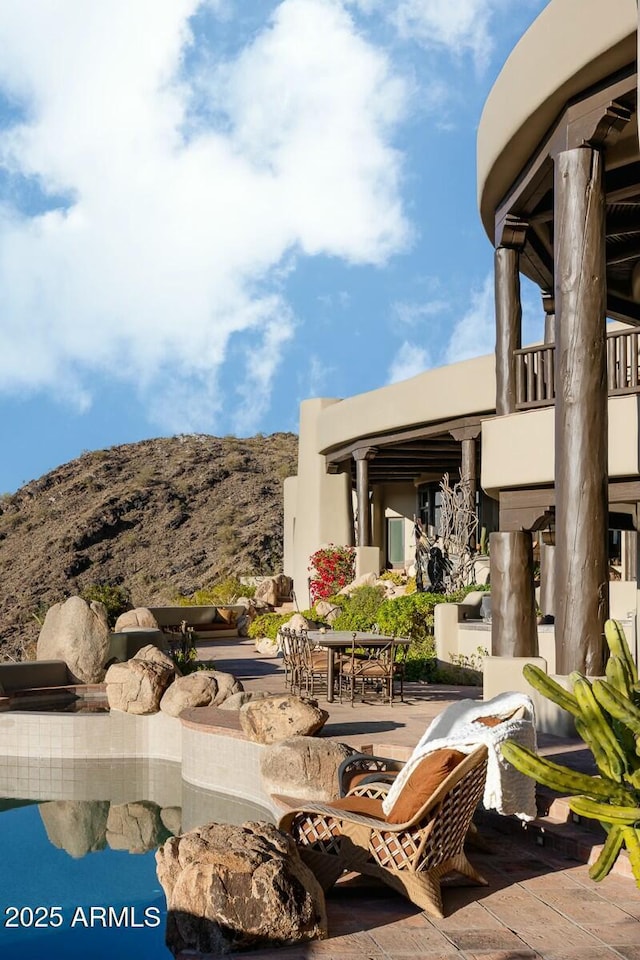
[278,744,488,918]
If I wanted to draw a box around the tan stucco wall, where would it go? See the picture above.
[477,0,636,238]
[316,354,495,455]
[288,398,354,604]
[481,395,640,495]
[282,475,297,579]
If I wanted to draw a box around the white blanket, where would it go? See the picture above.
[381,692,537,821]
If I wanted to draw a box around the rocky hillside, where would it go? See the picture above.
[0,433,297,661]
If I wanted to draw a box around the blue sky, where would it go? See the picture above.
[0,0,549,493]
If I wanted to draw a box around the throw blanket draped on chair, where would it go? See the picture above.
[381,692,537,821]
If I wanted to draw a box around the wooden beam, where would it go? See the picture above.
[607,292,640,325]
[495,246,522,416]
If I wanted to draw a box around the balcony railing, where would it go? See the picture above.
[514,328,640,410]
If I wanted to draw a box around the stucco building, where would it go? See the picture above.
[284,0,640,678]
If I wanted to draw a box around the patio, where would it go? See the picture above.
[185,636,640,960]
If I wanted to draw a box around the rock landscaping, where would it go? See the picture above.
[239,694,329,744]
[156,821,327,957]
[260,736,354,801]
[36,595,111,683]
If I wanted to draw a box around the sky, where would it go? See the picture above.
[0,0,550,493]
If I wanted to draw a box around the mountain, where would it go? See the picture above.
[0,433,298,661]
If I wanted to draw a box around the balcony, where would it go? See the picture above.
[515,327,640,409]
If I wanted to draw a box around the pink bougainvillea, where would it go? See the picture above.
[308,544,355,603]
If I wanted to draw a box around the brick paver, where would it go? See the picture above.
[191,637,640,960]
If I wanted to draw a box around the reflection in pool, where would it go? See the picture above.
[0,761,274,960]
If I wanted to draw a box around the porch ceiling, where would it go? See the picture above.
[327,431,467,486]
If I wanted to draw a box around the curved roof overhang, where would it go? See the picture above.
[478,0,636,237]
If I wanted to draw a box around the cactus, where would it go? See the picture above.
[501,619,640,886]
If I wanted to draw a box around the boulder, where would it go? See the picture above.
[160,673,219,717]
[254,575,293,607]
[36,596,111,683]
[338,572,378,596]
[105,658,173,714]
[134,644,181,677]
[315,600,341,623]
[260,737,355,802]
[218,691,273,711]
[239,695,329,745]
[206,670,244,706]
[156,821,327,956]
[39,800,109,858]
[160,807,182,837]
[255,637,279,658]
[107,801,167,853]
[114,607,159,632]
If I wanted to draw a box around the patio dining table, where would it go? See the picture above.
[306,631,411,703]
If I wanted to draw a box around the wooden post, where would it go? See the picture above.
[495,247,522,415]
[554,146,608,676]
[539,541,555,619]
[461,437,477,551]
[490,532,538,657]
[542,292,555,344]
[353,448,376,548]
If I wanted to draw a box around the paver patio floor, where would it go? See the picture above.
[188,637,640,960]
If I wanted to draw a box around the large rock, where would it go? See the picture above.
[107,801,168,853]
[254,637,279,657]
[260,737,355,802]
[239,695,329,745]
[156,821,327,956]
[160,673,219,717]
[114,607,159,632]
[314,600,341,623]
[206,670,244,706]
[39,800,109,858]
[218,691,273,711]
[134,644,181,677]
[36,596,110,683]
[338,572,377,596]
[105,658,173,714]
[161,807,182,837]
[254,575,293,607]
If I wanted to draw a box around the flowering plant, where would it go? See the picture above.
[308,544,355,602]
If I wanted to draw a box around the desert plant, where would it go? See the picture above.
[80,583,131,627]
[308,545,355,602]
[176,577,255,606]
[501,619,640,887]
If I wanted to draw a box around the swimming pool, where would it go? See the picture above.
[0,760,274,960]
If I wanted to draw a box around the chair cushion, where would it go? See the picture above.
[329,796,385,819]
[386,748,466,824]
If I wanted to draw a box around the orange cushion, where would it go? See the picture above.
[329,796,385,819]
[473,714,504,728]
[386,749,466,824]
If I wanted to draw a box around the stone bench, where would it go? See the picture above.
[0,659,72,694]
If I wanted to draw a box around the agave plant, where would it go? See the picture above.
[501,619,640,886]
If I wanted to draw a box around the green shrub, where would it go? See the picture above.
[379,570,405,585]
[176,577,256,606]
[332,585,385,632]
[247,613,291,641]
[80,583,131,627]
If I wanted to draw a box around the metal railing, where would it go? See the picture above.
[514,327,640,409]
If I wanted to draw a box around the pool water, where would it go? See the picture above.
[0,779,274,960]
[0,802,169,960]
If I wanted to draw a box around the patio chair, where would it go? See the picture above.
[337,692,537,820]
[297,630,331,698]
[278,627,298,692]
[338,635,406,706]
[278,744,489,918]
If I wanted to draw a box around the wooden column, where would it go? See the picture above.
[353,447,376,548]
[490,531,538,657]
[461,437,477,550]
[539,541,556,619]
[495,247,522,416]
[554,146,608,676]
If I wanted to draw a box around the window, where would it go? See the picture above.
[387,517,405,567]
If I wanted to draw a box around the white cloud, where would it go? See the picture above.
[391,298,449,327]
[442,274,494,364]
[0,0,410,432]
[349,0,515,68]
[387,340,430,383]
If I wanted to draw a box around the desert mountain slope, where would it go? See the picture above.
[0,432,297,660]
